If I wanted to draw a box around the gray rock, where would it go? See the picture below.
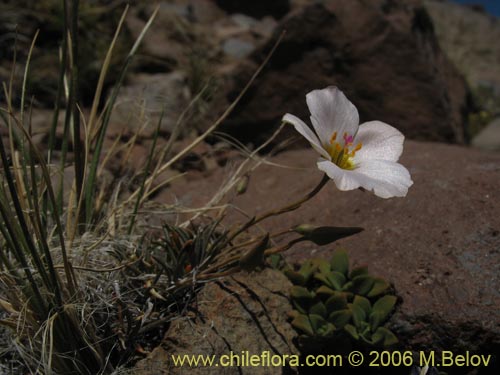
[472,117,500,151]
[223,37,256,59]
[110,71,190,136]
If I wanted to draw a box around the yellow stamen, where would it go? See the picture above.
[330,132,337,144]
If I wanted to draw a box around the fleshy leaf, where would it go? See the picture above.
[327,271,347,290]
[309,301,327,318]
[372,327,398,347]
[315,285,336,297]
[317,259,332,275]
[291,314,314,336]
[314,272,334,289]
[350,303,366,329]
[317,322,337,337]
[292,300,308,314]
[370,311,383,331]
[284,269,306,286]
[350,265,369,279]
[353,295,371,316]
[298,259,318,283]
[344,324,359,340]
[341,281,353,291]
[330,249,349,276]
[290,286,315,300]
[309,314,327,333]
[371,295,397,322]
[367,277,390,297]
[328,309,352,328]
[351,275,375,295]
[325,294,348,311]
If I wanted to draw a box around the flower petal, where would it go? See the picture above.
[283,113,330,159]
[317,159,413,198]
[306,87,359,146]
[353,121,404,162]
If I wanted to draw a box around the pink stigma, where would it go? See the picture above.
[343,134,354,144]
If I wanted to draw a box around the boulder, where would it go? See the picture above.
[472,117,500,151]
[424,0,500,116]
[160,140,500,360]
[214,0,471,145]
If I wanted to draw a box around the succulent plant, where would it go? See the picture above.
[285,249,398,351]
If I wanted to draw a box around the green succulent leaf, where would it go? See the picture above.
[315,285,336,297]
[298,260,318,283]
[341,281,353,292]
[351,275,375,295]
[291,314,314,336]
[349,265,369,279]
[344,324,359,340]
[330,249,349,276]
[328,271,347,290]
[317,322,337,337]
[371,295,397,322]
[316,259,331,275]
[292,300,308,314]
[367,277,390,297]
[353,295,371,315]
[328,309,352,328]
[309,314,327,333]
[290,285,314,300]
[370,311,383,331]
[309,301,327,318]
[350,303,366,329]
[372,327,398,347]
[360,321,371,335]
[284,269,306,286]
[314,272,333,289]
[325,293,348,311]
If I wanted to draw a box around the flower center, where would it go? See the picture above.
[326,132,362,170]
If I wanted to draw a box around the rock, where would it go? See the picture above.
[215,0,291,19]
[214,0,470,145]
[472,117,500,151]
[223,37,256,59]
[161,140,500,357]
[110,71,190,136]
[424,0,500,115]
[134,268,299,374]
[126,1,222,73]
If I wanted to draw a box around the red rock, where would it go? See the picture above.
[160,140,500,353]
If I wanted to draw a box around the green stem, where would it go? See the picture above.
[227,174,330,244]
[255,173,330,223]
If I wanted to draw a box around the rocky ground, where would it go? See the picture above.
[1,0,499,374]
[151,140,500,374]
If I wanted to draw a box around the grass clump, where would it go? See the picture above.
[0,1,289,372]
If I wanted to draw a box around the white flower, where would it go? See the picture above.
[283,86,413,198]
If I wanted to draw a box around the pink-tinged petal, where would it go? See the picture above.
[306,87,359,146]
[283,113,330,159]
[354,121,404,162]
[317,159,413,198]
